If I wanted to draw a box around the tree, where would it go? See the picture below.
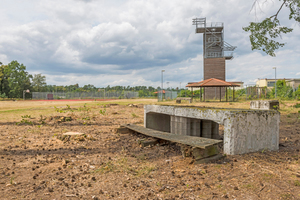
[0,64,9,96]
[5,61,32,98]
[31,74,46,92]
[243,0,300,56]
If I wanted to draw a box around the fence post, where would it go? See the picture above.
[245,85,247,101]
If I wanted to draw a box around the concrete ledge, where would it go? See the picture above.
[144,105,280,155]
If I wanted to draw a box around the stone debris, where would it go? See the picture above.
[63,132,85,136]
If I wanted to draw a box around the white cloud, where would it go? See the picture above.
[0,0,299,87]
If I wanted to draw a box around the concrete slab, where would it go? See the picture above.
[121,124,222,149]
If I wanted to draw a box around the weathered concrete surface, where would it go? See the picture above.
[250,100,279,110]
[144,105,280,155]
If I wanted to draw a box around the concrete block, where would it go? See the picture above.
[250,100,279,110]
[192,145,219,160]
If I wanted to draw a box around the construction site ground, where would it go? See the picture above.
[0,99,300,200]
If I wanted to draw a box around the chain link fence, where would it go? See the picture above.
[32,91,138,100]
[157,90,178,101]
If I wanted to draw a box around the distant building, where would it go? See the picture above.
[256,78,300,91]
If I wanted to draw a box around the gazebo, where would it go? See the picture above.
[186,78,240,102]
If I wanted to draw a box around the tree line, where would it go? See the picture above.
[0,60,171,99]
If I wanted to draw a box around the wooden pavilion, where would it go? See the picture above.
[186,78,240,102]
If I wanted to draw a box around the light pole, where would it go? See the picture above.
[161,70,165,101]
[167,82,169,90]
[273,67,277,98]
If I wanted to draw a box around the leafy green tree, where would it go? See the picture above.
[269,80,293,99]
[178,89,192,97]
[295,86,300,99]
[31,74,46,92]
[82,84,97,92]
[243,0,300,56]
[5,61,32,98]
[0,64,9,96]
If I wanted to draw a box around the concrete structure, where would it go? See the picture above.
[250,100,279,110]
[144,105,280,155]
[256,78,300,92]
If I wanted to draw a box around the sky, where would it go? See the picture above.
[0,0,299,88]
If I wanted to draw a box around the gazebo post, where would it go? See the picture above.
[199,87,201,102]
[226,87,228,102]
[219,87,221,102]
[191,87,193,103]
[204,88,206,102]
[233,87,235,102]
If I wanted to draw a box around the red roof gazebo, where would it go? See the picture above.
[186,78,240,102]
[153,90,166,94]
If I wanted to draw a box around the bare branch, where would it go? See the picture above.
[269,0,287,21]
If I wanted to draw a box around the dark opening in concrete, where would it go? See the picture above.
[145,112,171,133]
[146,112,220,140]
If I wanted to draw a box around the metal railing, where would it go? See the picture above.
[192,18,223,28]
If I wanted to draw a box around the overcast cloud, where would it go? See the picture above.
[0,0,299,88]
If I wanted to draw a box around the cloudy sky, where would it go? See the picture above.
[0,0,299,88]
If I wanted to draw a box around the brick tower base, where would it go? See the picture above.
[204,57,226,100]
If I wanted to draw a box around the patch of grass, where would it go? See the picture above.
[54,106,65,113]
[243,184,254,189]
[137,165,156,176]
[262,173,274,181]
[10,177,15,185]
[294,180,300,186]
[99,108,106,115]
[79,103,90,112]
[0,108,29,113]
[136,154,147,160]
[131,113,138,118]
[16,115,33,125]
[82,116,90,121]
[93,161,115,174]
[280,193,292,200]
[294,103,300,108]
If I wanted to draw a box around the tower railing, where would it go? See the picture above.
[223,41,237,51]
[192,18,223,28]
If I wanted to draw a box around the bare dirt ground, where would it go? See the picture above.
[0,99,300,200]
